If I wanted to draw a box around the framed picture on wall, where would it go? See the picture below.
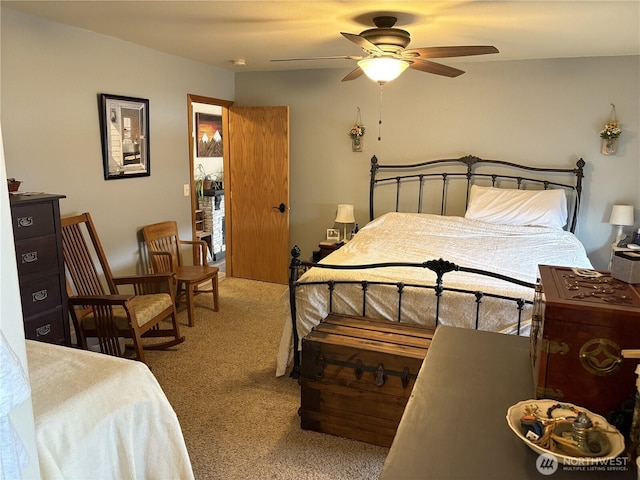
[98,93,150,180]
[196,113,223,158]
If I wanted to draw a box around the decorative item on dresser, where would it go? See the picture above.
[531,265,640,418]
[9,193,70,346]
[7,178,21,192]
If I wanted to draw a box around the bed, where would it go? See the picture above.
[276,154,592,378]
[26,340,194,479]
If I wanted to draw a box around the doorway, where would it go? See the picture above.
[187,95,233,274]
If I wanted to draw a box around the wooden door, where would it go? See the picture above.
[228,106,289,284]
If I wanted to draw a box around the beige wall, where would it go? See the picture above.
[234,56,640,269]
[1,8,234,276]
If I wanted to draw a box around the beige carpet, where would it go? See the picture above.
[144,277,388,479]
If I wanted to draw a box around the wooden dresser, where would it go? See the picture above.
[10,193,70,346]
[532,264,640,417]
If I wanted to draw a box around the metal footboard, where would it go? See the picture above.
[288,246,535,378]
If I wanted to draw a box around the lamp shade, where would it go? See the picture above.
[609,205,634,226]
[357,57,410,83]
[335,204,355,224]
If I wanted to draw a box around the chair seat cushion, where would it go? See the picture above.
[82,293,173,330]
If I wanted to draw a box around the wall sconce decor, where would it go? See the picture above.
[600,104,621,156]
[348,107,365,152]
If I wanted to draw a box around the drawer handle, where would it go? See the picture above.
[17,216,34,228]
[36,324,51,337]
[21,251,38,263]
[32,289,48,302]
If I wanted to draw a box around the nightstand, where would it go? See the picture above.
[610,244,635,270]
[312,241,343,262]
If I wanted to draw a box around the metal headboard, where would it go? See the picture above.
[369,155,585,233]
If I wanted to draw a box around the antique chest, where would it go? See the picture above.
[299,313,434,447]
[531,265,640,417]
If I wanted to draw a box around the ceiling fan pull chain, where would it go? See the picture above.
[378,83,384,141]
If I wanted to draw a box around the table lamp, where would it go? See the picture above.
[335,204,355,242]
[609,204,634,245]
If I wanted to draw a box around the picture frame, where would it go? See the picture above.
[98,93,150,180]
[196,113,223,159]
[326,228,340,243]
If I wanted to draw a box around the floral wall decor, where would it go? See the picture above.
[600,103,621,156]
[349,107,365,152]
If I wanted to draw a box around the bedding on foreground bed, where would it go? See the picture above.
[26,340,194,479]
[276,212,592,377]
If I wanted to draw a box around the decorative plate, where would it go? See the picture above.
[506,399,625,465]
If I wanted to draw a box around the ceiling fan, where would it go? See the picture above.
[272,16,499,83]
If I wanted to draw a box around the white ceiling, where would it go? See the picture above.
[4,1,640,74]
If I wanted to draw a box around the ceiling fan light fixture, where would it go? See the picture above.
[357,57,410,83]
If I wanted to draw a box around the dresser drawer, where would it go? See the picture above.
[11,202,56,240]
[23,309,66,345]
[14,235,59,278]
[20,275,63,318]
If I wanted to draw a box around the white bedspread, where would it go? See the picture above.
[276,212,592,376]
[26,341,194,480]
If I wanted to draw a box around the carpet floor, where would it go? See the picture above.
[144,277,388,479]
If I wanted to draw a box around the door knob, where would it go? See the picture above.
[272,203,286,213]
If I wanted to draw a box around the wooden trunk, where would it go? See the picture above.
[532,265,640,417]
[299,313,434,447]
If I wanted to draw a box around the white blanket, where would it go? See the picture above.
[26,341,194,480]
[276,212,592,376]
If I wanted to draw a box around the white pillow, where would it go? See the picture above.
[464,185,568,229]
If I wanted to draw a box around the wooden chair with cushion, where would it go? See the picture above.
[142,220,219,327]
[61,212,185,363]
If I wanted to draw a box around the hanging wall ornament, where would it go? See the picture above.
[600,103,621,156]
[349,107,365,152]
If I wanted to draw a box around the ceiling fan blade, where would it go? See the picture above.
[271,55,362,62]
[409,59,465,77]
[404,45,499,59]
[341,67,365,82]
[340,32,384,54]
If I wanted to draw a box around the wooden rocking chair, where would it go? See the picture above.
[142,220,219,327]
[61,213,185,363]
